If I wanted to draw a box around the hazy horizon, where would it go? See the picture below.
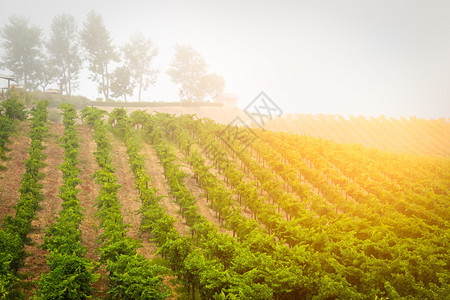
[0,0,449,118]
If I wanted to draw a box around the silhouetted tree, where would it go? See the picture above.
[80,11,117,100]
[167,44,207,102]
[110,66,134,102]
[122,32,158,101]
[197,73,225,101]
[33,54,58,91]
[1,15,42,90]
[47,14,81,97]
[168,45,226,102]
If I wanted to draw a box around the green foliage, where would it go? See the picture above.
[0,230,21,297]
[90,110,171,299]
[107,255,170,299]
[129,110,150,129]
[1,98,27,121]
[0,100,48,297]
[0,115,13,163]
[137,112,279,298]
[80,106,107,128]
[35,253,97,300]
[36,103,96,299]
[108,107,129,140]
[99,238,140,263]
[137,111,450,299]
[0,96,28,172]
[213,291,238,300]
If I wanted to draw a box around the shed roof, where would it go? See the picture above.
[0,74,16,81]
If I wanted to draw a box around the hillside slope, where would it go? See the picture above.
[266,114,450,157]
[95,105,449,157]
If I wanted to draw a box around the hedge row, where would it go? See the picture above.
[81,107,170,299]
[0,101,48,298]
[35,103,97,299]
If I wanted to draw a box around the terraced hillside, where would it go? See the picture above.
[0,102,448,299]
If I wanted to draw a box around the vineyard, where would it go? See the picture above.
[266,114,450,157]
[0,100,449,299]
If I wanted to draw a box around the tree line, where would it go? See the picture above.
[0,11,225,102]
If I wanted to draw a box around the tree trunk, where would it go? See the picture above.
[63,65,69,96]
[103,63,110,100]
[138,74,143,101]
[68,75,72,98]
[24,73,28,90]
[101,68,108,100]
[106,64,110,100]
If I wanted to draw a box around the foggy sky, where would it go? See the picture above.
[0,0,449,118]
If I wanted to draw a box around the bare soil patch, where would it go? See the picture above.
[170,146,233,236]
[108,133,158,259]
[140,142,190,236]
[77,125,108,298]
[19,123,64,298]
[0,122,31,225]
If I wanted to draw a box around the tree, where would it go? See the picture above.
[80,11,117,100]
[33,54,58,91]
[168,45,226,102]
[1,15,42,90]
[167,44,207,102]
[47,14,82,97]
[122,32,158,101]
[110,66,133,101]
[197,73,225,101]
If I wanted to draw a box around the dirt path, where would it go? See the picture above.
[108,133,158,259]
[19,123,64,298]
[193,146,264,224]
[248,141,354,215]
[192,134,296,221]
[0,122,30,225]
[77,125,108,298]
[140,142,190,236]
[170,146,233,237]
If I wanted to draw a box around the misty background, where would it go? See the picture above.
[0,0,449,118]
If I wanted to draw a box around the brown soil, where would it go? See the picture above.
[19,123,64,298]
[194,145,261,224]
[170,146,233,236]
[108,133,158,259]
[0,122,31,225]
[129,140,184,299]
[77,125,108,298]
[247,142,350,214]
[190,144,259,220]
[140,142,190,236]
